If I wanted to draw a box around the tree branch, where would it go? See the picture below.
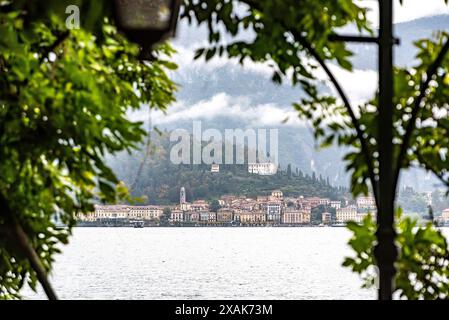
[393,37,449,191]
[240,0,379,203]
[415,152,449,189]
[0,195,58,300]
[290,30,379,206]
[38,30,70,65]
[9,222,58,300]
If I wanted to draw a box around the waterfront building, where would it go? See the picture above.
[216,208,233,223]
[322,212,332,225]
[240,211,266,224]
[233,211,242,223]
[84,205,164,222]
[211,164,220,173]
[207,211,217,222]
[253,211,267,223]
[199,211,216,222]
[128,206,162,220]
[199,211,208,222]
[356,196,376,210]
[336,206,358,223]
[266,201,282,223]
[189,211,200,222]
[282,208,310,224]
[239,211,252,224]
[183,210,191,222]
[301,209,311,224]
[93,205,129,220]
[170,209,184,223]
[248,162,277,175]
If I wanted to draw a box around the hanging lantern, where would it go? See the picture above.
[114,0,181,60]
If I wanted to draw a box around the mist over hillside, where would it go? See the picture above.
[114,15,449,193]
[107,133,349,204]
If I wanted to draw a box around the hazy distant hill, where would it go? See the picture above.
[107,133,348,205]
[172,15,449,104]
[111,15,449,193]
[350,15,449,70]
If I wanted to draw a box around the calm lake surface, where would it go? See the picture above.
[25,227,385,299]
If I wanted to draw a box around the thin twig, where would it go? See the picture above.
[290,30,379,206]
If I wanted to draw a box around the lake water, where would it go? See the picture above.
[25,227,380,300]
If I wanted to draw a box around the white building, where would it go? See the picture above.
[79,205,162,221]
[170,209,184,222]
[442,208,449,222]
[336,206,372,223]
[248,163,277,175]
[336,206,358,223]
[266,201,282,223]
[93,205,128,220]
[330,201,341,210]
[211,164,220,173]
[282,208,311,224]
[356,196,376,210]
[128,206,163,220]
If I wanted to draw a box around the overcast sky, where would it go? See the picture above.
[358,0,449,25]
[143,1,449,128]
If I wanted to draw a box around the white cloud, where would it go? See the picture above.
[147,43,379,128]
[327,65,378,107]
[158,0,436,130]
[148,93,303,128]
[135,37,380,132]
[172,44,378,107]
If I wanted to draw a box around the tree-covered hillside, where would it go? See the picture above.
[108,132,348,205]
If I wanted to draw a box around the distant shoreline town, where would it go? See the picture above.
[74,187,440,228]
[77,187,449,228]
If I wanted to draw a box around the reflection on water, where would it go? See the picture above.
[25,227,382,299]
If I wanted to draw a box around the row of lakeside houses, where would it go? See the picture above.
[78,190,378,225]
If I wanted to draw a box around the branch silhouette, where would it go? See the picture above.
[393,37,449,191]
[290,30,379,206]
